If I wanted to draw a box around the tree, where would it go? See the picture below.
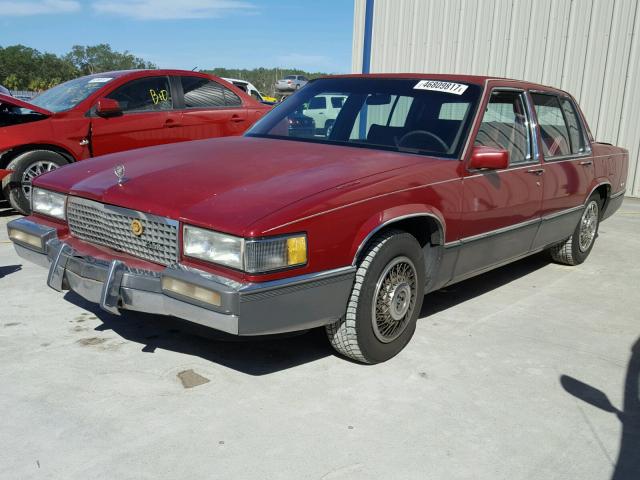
[64,44,157,76]
[0,44,78,90]
[202,67,329,96]
[3,73,19,90]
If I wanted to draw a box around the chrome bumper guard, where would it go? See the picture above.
[8,218,355,336]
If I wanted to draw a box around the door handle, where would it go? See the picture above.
[164,119,182,128]
[526,168,545,176]
[231,115,245,123]
[579,160,593,166]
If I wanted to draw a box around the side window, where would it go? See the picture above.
[250,90,261,101]
[181,77,225,108]
[474,90,532,164]
[531,93,572,158]
[107,76,172,113]
[331,96,345,109]
[308,96,327,109]
[223,87,242,106]
[559,98,588,154]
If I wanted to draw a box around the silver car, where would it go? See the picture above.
[275,75,308,92]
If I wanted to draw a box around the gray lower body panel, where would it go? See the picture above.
[9,218,355,336]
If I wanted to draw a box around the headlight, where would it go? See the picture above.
[183,225,244,270]
[32,188,67,220]
[245,235,307,273]
[183,225,307,273]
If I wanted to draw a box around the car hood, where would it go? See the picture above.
[0,93,52,116]
[35,136,424,235]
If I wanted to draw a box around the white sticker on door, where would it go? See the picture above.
[413,80,468,95]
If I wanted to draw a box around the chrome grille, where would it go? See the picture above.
[66,197,179,266]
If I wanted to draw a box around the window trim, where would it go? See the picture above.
[528,90,592,163]
[472,87,538,169]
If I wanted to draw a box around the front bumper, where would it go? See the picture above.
[8,218,355,335]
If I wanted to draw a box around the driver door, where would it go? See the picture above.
[455,89,543,278]
[90,76,176,156]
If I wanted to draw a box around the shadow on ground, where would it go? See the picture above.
[0,264,21,279]
[421,251,551,317]
[62,252,552,375]
[561,338,640,480]
[0,199,17,217]
[64,291,332,376]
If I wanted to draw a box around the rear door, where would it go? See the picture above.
[456,88,543,278]
[176,76,248,140]
[90,75,175,156]
[530,92,593,248]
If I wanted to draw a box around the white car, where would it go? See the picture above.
[222,78,275,103]
[302,93,347,134]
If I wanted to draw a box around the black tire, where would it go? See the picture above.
[550,194,602,266]
[326,230,426,364]
[2,150,68,215]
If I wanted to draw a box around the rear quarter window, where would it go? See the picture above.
[531,93,572,158]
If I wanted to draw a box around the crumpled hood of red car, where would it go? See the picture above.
[35,136,423,235]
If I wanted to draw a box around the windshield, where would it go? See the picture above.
[247,78,482,158]
[28,75,115,112]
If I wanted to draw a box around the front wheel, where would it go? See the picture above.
[326,230,426,364]
[550,195,601,265]
[2,150,68,214]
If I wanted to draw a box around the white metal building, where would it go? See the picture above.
[352,0,640,198]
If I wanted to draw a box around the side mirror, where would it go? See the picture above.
[469,145,509,170]
[96,98,122,117]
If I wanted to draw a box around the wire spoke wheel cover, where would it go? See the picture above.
[578,200,599,252]
[371,256,418,343]
[21,161,59,198]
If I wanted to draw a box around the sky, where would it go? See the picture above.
[0,0,354,73]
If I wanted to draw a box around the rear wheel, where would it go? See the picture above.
[326,230,426,364]
[2,150,68,214]
[550,194,602,265]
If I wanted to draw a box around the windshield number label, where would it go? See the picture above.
[414,80,468,95]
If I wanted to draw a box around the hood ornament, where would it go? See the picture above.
[114,164,126,185]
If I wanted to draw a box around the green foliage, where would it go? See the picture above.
[0,42,326,96]
[0,43,157,91]
[64,44,156,76]
[202,67,329,97]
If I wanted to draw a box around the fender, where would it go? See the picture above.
[350,204,447,266]
[585,178,611,205]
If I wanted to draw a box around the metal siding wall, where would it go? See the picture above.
[352,0,640,197]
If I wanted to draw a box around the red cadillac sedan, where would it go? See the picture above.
[0,69,270,213]
[7,74,628,363]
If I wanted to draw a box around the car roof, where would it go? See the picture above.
[320,73,567,94]
[89,69,218,79]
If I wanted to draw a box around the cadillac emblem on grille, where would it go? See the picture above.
[66,196,179,266]
[131,219,144,237]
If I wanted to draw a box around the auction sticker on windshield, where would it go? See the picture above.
[414,80,468,95]
[88,77,113,83]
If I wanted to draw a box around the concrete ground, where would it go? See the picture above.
[0,198,639,480]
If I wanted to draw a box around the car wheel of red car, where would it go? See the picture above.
[326,230,426,364]
[3,150,68,215]
[550,194,602,266]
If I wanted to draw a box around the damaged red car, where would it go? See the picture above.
[7,74,628,363]
[0,69,270,213]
